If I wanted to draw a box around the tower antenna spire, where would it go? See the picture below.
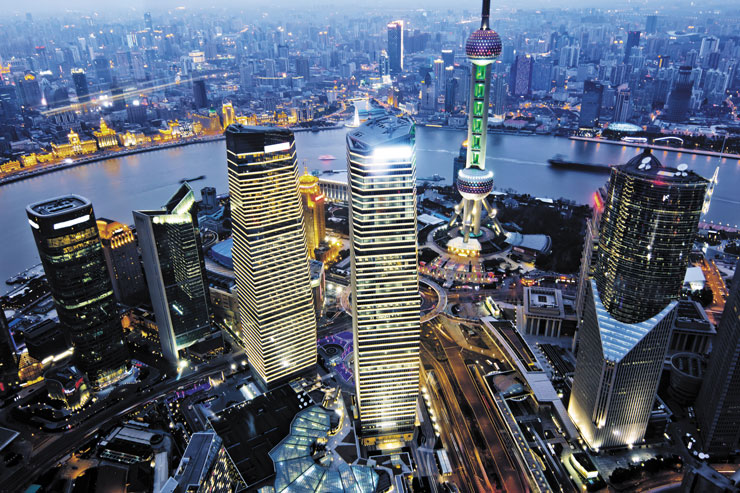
[481,0,491,30]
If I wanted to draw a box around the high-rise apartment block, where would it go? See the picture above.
[97,219,146,306]
[226,125,317,388]
[569,151,708,449]
[27,196,128,389]
[134,184,212,365]
[347,115,420,446]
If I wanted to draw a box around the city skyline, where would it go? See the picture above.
[0,1,739,491]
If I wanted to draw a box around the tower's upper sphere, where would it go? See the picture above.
[465,29,502,63]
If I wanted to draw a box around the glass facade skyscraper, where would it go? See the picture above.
[695,273,740,455]
[387,21,404,74]
[27,195,128,389]
[594,151,708,324]
[347,115,420,446]
[134,184,212,365]
[97,218,146,306]
[579,80,603,128]
[226,124,317,388]
[569,151,708,449]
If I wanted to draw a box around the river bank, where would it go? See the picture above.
[570,136,740,161]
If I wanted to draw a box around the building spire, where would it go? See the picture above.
[481,0,491,30]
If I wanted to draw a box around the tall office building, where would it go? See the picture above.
[97,219,146,306]
[614,87,631,122]
[161,431,243,492]
[491,73,506,116]
[452,141,467,191]
[448,0,503,246]
[193,79,208,109]
[226,125,317,388]
[17,73,42,108]
[387,21,404,74]
[347,115,420,446]
[579,80,603,128]
[298,170,326,260]
[665,66,693,123]
[646,15,658,34]
[511,54,533,96]
[441,48,454,68]
[569,151,708,449]
[134,184,212,365]
[695,273,740,455]
[624,31,641,64]
[71,69,90,103]
[27,196,128,389]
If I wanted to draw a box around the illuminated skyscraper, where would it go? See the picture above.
[511,54,533,96]
[226,125,317,388]
[298,169,326,259]
[27,196,128,389]
[97,219,146,306]
[134,184,212,365]
[347,115,420,446]
[569,151,708,449]
[695,273,740,455]
[387,21,404,74]
[448,0,503,244]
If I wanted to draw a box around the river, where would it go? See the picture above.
[1,127,738,290]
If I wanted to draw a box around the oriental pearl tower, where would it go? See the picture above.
[448,0,503,248]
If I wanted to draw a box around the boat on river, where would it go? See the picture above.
[547,154,613,174]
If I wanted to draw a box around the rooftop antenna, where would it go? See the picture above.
[481,0,491,30]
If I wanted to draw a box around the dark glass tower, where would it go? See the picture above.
[134,184,212,365]
[387,21,404,73]
[579,80,603,128]
[72,69,90,103]
[569,151,708,449]
[27,196,128,389]
[595,150,709,324]
[665,66,693,123]
[624,31,641,63]
[695,273,740,455]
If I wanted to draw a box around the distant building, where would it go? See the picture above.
[134,184,213,365]
[579,80,603,128]
[624,31,641,64]
[665,66,693,123]
[27,196,128,389]
[569,151,708,449]
[511,54,533,96]
[696,272,740,455]
[347,115,420,446]
[193,79,208,109]
[646,15,658,34]
[452,141,467,191]
[161,431,243,493]
[387,21,404,73]
[226,125,317,388]
[97,219,147,306]
[614,87,631,122]
[71,69,90,103]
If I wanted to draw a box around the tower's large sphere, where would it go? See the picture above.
[457,168,494,200]
[465,29,502,63]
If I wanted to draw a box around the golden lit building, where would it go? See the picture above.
[1,160,22,174]
[226,125,317,388]
[298,169,326,259]
[119,131,151,147]
[222,102,235,128]
[97,219,146,306]
[93,118,118,149]
[51,130,98,159]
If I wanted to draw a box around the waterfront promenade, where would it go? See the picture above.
[570,135,740,161]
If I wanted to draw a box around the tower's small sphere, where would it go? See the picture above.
[465,29,502,63]
[457,168,494,200]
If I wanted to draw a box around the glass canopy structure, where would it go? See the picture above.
[269,406,379,492]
